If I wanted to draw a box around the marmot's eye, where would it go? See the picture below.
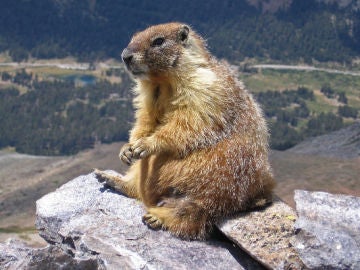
[151,37,165,47]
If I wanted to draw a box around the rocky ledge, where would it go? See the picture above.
[1,171,360,269]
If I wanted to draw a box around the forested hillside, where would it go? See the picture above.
[255,87,348,150]
[0,70,133,155]
[1,0,360,156]
[1,0,360,64]
[1,68,358,155]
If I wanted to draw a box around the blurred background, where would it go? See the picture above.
[0,0,359,246]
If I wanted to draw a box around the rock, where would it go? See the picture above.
[16,169,360,270]
[293,190,360,270]
[35,171,263,270]
[218,197,305,270]
[0,238,100,269]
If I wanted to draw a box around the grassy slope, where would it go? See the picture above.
[2,63,359,111]
[0,64,110,88]
[240,69,360,111]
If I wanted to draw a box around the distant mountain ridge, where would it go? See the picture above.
[288,121,360,159]
[0,0,359,63]
[316,0,360,10]
[246,0,292,13]
[247,0,360,13]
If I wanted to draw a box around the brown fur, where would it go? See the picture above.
[95,22,275,240]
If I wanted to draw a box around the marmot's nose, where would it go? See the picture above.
[121,49,133,66]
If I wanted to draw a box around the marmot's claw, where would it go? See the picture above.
[120,153,132,165]
[119,143,133,165]
[142,214,163,230]
[131,139,151,159]
[93,169,107,183]
[132,147,149,159]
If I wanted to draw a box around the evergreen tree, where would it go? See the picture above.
[338,106,358,118]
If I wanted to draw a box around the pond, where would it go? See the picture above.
[62,74,97,86]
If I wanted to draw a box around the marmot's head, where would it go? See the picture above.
[121,22,209,79]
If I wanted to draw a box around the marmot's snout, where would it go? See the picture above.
[121,48,133,67]
[121,47,148,77]
[121,48,138,75]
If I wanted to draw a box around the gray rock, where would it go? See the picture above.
[0,238,100,270]
[218,197,305,270]
[35,171,261,270]
[293,190,360,270]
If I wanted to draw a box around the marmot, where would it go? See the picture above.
[95,22,275,240]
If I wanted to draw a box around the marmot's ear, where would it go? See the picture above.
[178,25,190,44]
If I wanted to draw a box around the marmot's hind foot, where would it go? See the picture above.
[93,169,139,199]
[142,213,163,230]
[94,169,124,192]
[145,205,210,240]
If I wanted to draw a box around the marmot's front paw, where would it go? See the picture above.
[119,143,133,165]
[131,138,152,159]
